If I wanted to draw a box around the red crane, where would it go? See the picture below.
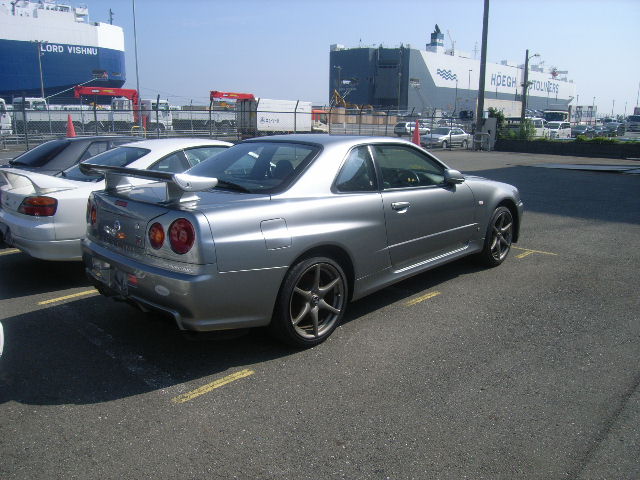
[209,91,255,101]
[74,86,141,123]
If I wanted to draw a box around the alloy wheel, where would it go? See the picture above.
[289,262,346,339]
[490,209,513,261]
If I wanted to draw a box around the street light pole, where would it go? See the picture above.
[454,79,458,116]
[35,41,45,98]
[520,49,539,125]
[474,0,490,137]
[468,69,472,112]
[132,0,142,129]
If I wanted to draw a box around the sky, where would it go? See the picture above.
[82,0,640,116]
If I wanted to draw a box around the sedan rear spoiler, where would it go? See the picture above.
[0,167,76,194]
[79,163,218,203]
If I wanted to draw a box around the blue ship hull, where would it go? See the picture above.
[0,39,126,103]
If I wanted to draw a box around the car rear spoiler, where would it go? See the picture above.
[79,163,218,203]
[0,167,77,194]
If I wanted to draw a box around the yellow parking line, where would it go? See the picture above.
[406,291,441,306]
[0,248,20,256]
[38,289,98,305]
[172,369,255,404]
[512,246,558,256]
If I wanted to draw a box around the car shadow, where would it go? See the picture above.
[0,251,89,300]
[0,256,483,407]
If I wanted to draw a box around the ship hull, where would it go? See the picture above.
[329,46,576,113]
[0,39,125,102]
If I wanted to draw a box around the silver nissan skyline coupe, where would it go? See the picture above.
[82,135,523,347]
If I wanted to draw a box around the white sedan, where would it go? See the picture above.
[0,138,232,261]
[421,127,471,149]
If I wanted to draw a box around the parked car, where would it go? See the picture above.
[626,115,640,132]
[1,136,141,175]
[547,121,571,139]
[421,127,471,148]
[82,135,523,347]
[571,124,595,138]
[394,121,430,137]
[592,125,609,137]
[0,138,232,261]
[604,122,626,136]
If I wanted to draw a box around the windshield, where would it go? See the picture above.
[574,125,588,130]
[187,141,320,194]
[543,111,568,122]
[10,139,72,167]
[431,128,451,135]
[547,122,561,129]
[62,146,150,181]
[628,115,640,122]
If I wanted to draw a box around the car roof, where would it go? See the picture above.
[62,135,140,143]
[242,134,420,148]
[117,137,233,152]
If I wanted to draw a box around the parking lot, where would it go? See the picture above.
[1,149,639,479]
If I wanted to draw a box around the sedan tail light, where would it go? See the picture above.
[18,196,57,216]
[169,218,195,254]
[148,222,165,250]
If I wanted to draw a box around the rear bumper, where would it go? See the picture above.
[0,214,81,261]
[82,238,286,332]
[10,234,80,261]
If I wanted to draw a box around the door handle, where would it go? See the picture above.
[391,201,411,212]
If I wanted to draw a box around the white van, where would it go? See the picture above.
[547,121,571,139]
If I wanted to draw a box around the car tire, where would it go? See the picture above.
[461,140,468,149]
[269,256,348,347]
[475,206,514,267]
[441,140,448,149]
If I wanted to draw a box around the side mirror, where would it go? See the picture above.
[444,169,465,185]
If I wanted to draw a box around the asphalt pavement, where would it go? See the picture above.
[0,149,638,479]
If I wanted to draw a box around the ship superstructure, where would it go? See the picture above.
[0,0,126,102]
[329,25,576,114]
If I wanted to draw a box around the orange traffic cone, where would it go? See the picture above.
[412,119,421,146]
[66,114,76,137]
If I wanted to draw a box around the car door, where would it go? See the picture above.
[371,144,477,271]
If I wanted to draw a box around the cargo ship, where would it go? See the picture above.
[0,0,126,103]
[329,25,576,115]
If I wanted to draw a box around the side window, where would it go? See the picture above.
[335,146,377,192]
[80,141,108,161]
[184,146,228,167]
[149,151,189,173]
[372,145,445,189]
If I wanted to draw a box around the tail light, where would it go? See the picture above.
[148,222,165,249]
[169,218,195,254]
[86,199,97,226]
[18,196,57,216]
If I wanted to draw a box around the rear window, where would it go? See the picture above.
[628,116,640,122]
[61,146,150,181]
[10,139,72,167]
[187,141,320,194]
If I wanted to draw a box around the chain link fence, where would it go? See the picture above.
[0,102,478,151]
